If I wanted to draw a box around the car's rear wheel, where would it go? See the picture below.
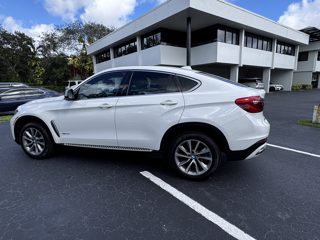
[168,132,221,180]
[20,122,54,159]
[269,87,275,92]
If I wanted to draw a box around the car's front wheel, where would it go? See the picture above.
[168,132,221,180]
[20,122,55,159]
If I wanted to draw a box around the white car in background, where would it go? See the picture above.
[10,66,270,180]
[269,82,283,91]
[238,78,264,89]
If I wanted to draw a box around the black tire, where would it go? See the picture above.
[20,122,55,159]
[269,87,275,92]
[168,132,221,180]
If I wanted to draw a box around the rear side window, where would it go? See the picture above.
[128,71,176,95]
[177,76,198,91]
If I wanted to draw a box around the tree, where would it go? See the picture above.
[0,25,36,82]
[40,54,72,86]
[55,20,115,79]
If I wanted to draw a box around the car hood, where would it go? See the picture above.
[24,95,65,105]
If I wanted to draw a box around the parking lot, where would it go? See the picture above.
[0,89,319,239]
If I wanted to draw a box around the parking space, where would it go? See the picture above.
[0,89,319,239]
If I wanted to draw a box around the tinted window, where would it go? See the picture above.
[128,71,173,95]
[77,71,126,100]
[0,90,22,99]
[298,52,308,61]
[24,89,41,97]
[177,76,198,91]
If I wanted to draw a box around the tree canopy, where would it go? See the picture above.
[0,21,115,85]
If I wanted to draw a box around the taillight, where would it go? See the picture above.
[235,96,264,113]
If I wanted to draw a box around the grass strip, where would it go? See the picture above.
[0,115,13,122]
[297,119,320,128]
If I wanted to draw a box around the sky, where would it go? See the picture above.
[0,0,320,41]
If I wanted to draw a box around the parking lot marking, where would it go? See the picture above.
[267,143,320,158]
[140,171,255,240]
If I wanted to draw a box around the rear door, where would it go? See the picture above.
[115,71,185,150]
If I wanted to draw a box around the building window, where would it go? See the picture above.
[142,28,186,50]
[244,32,272,52]
[318,51,320,61]
[192,24,239,47]
[276,41,295,56]
[114,39,137,58]
[298,52,309,61]
[96,49,110,64]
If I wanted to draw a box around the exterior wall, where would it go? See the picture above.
[242,48,272,67]
[114,52,139,67]
[298,41,320,52]
[192,65,230,79]
[263,68,271,93]
[273,53,296,69]
[297,51,318,72]
[189,0,309,46]
[160,45,186,66]
[141,45,186,66]
[191,43,217,65]
[191,42,239,66]
[316,61,320,72]
[96,60,112,73]
[216,43,240,64]
[292,72,313,85]
[271,69,293,90]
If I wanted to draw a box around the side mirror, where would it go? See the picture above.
[65,88,75,100]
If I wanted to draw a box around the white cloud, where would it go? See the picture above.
[80,0,137,27]
[1,16,54,40]
[278,0,320,30]
[43,0,138,27]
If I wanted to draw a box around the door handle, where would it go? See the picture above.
[160,100,178,105]
[99,103,113,108]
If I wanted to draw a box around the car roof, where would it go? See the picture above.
[97,66,202,77]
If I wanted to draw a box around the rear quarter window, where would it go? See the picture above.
[176,76,199,91]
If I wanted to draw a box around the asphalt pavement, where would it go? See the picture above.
[0,89,319,239]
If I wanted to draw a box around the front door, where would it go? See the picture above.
[57,71,127,146]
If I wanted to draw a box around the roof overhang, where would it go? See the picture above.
[87,0,310,55]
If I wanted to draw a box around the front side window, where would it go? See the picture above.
[127,71,176,95]
[77,71,126,100]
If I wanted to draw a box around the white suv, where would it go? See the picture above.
[10,66,270,179]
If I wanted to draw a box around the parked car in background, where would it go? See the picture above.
[269,82,283,91]
[0,82,30,94]
[0,88,62,116]
[65,80,83,90]
[10,66,270,180]
[238,78,264,89]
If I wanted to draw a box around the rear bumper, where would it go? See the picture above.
[225,139,267,161]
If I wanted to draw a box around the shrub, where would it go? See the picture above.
[291,84,302,91]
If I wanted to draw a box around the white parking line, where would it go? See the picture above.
[140,171,255,240]
[267,143,320,158]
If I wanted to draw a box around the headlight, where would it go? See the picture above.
[14,109,19,115]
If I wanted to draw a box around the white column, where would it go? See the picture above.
[110,47,115,68]
[263,68,271,93]
[239,29,245,66]
[230,65,239,82]
[137,35,142,66]
[271,39,277,69]
[318,73,320,89]
[92,55,97,74]
[294,45,299,71]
